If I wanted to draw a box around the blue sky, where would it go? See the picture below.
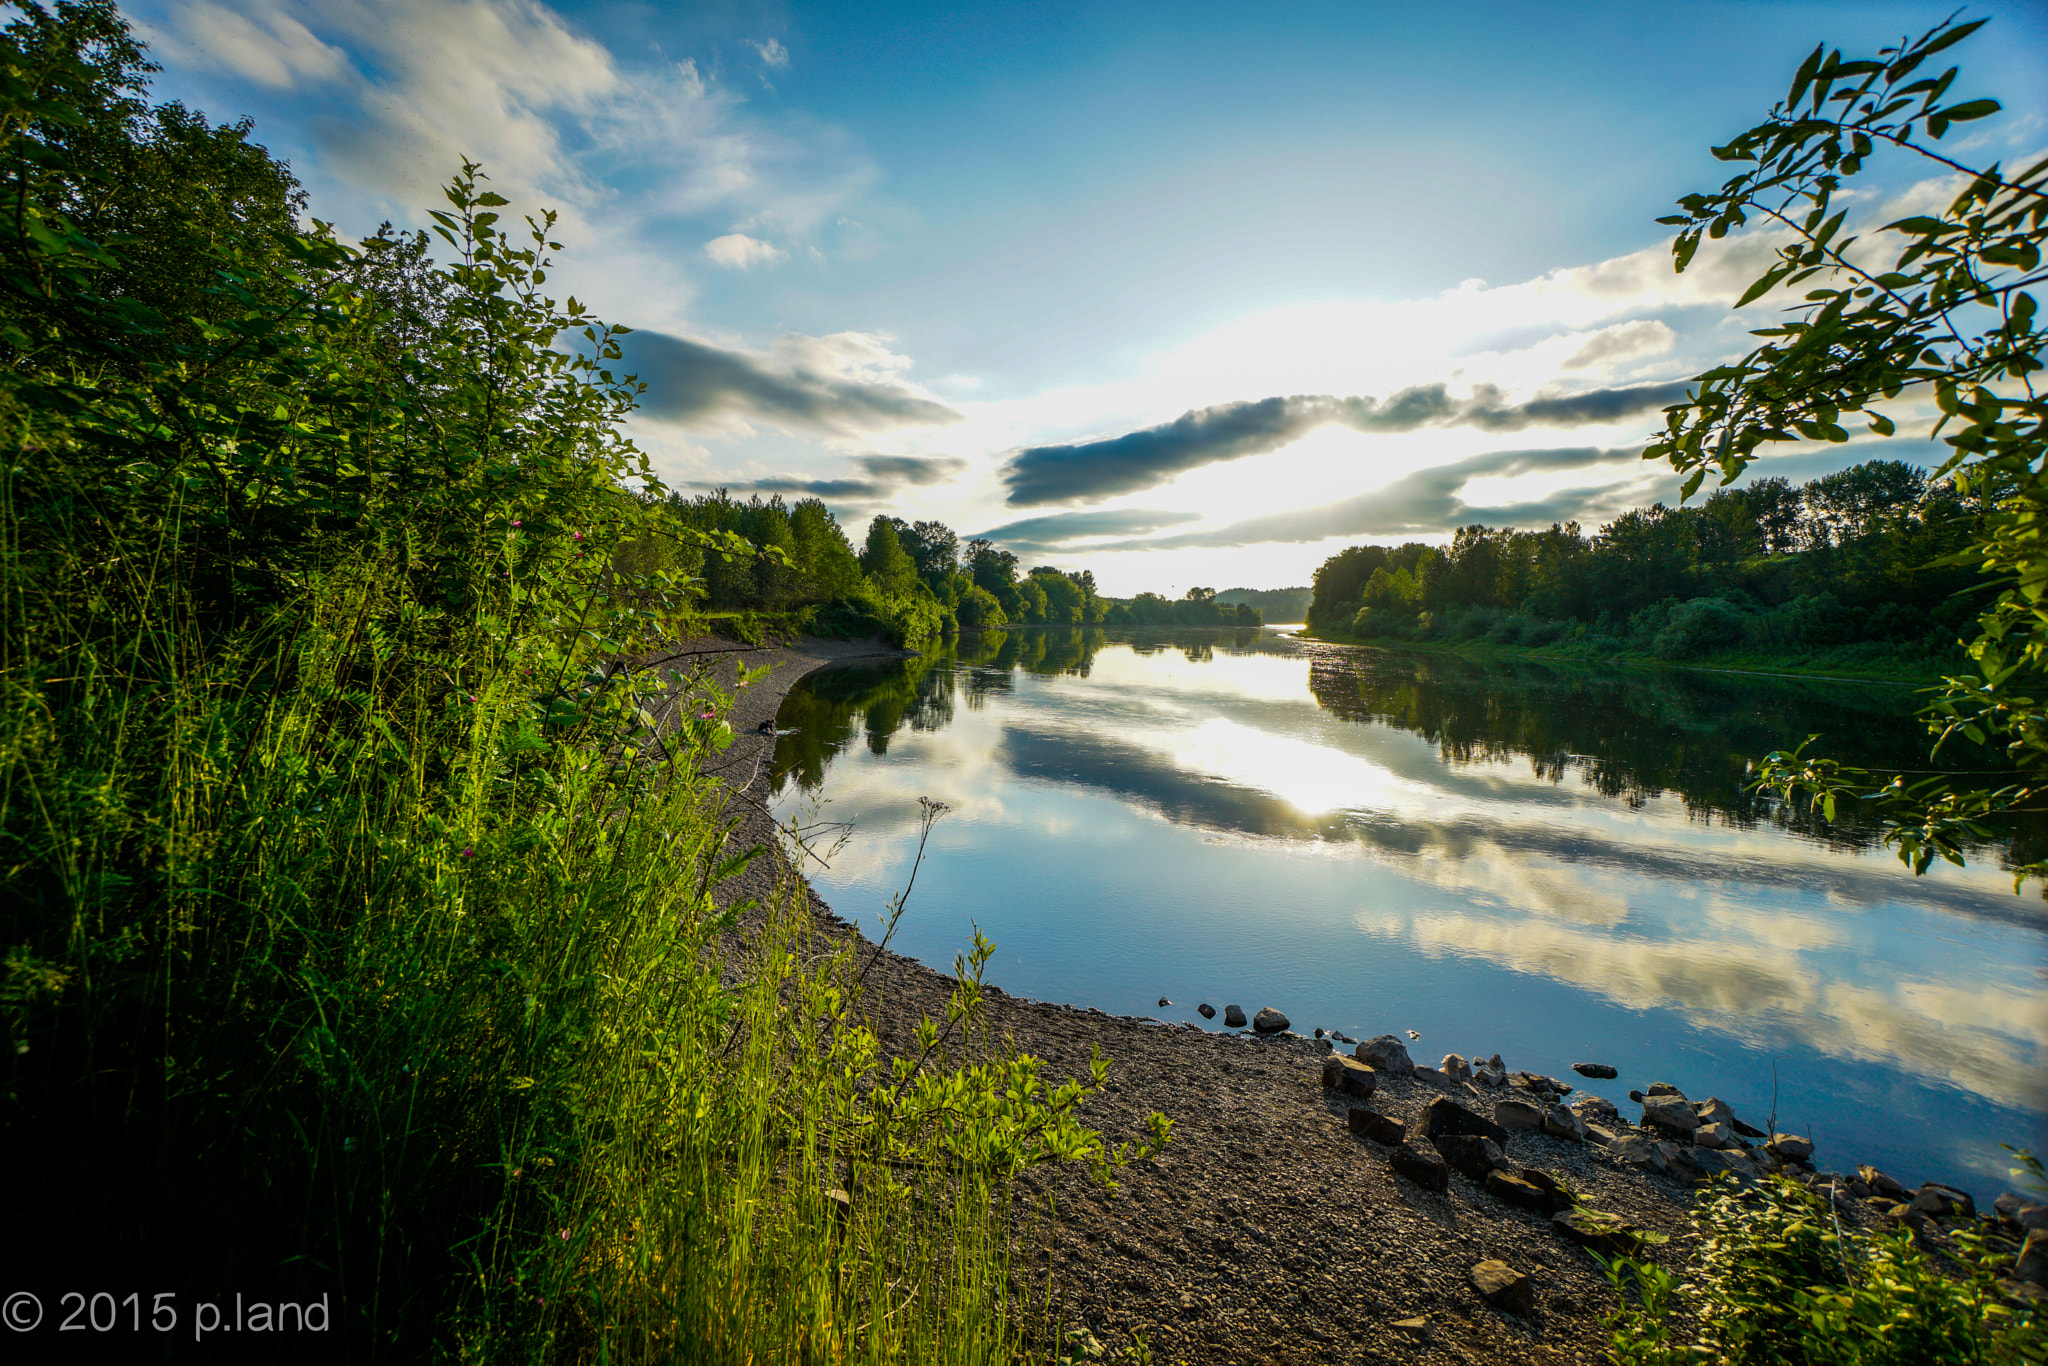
[123,0,2048,594]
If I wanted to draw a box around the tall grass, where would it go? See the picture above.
[0,15,1162,1357]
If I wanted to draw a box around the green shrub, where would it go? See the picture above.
[1598,1175,2041,1365]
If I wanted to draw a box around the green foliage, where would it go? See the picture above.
[1643,15,2048,885]
[0,10,1163,1356]
[1597,1176,2041,1365]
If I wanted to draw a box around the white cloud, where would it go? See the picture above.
[753,38,790,71]
[160,0,349,88]
[703,232,788,269]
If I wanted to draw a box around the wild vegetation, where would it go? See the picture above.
[1305,456,1985,676]
[0,4,1165,1359]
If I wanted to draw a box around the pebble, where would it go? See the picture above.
[1469,1259,1538,1316]
[1197,1003,1216,1019]
[1223,1004,1247,1028]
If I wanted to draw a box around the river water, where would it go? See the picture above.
[767,625,2048,1200]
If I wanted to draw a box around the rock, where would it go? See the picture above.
[1316,1038,1333,1053]
[1731,1117,1767,1139]
[1569,1094,1620,1125]
[1494,1098,1544,1131]
[1223,1004,1247,1028]
[1553,1207,1636,1255]
[1645,1081,1686,1099]
[1510,1070,1571,1097]
[1322,1055,1379,1097]
[1994,1195,2048,1234]
[1391,1316,1431,1339]
[1424,1095,1511,1144]
[1913,1183,1976,1220]
[1356,1034,1415,1075]
[1391,1139,1450,1192]
[2019,1230,2048,1286]
[1627,1089,1645,1103]
[1435,1133,1507,1180]
[1313,1027,1324,1038]
[1572,1062,1618,1079]
[1347,1108,1406,1145]
[1410,1065,1449,1086]
[1330,1030,1356,1045]
[1473,1060,1507,1088]
[1584,1124,1618,1147]
[1643,1099,1701,1135]
[1695,1121,1733,1150]
[1197,1003,1216,1019]
[1518,1168,1577,1213]
[1608,1135,1666,1173]
[1252,1006,1289,1033]
[1440,1053,1472,1083]
[1994,1190,2028,1222]
[1484,1169,1552,1211]
[1469,1259,1538,1316]
[1158,997,1172,1007]
[1767,1133,1814,1162]
[1543,1104,1588,1142]
[1693,1147,1760,1180]
[1692,1096,1736,1126]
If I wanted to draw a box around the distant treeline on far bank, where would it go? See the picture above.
[1304,458,1987,674]
[616,490,1268,639]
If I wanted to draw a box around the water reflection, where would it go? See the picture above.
[770,627,2048,1193]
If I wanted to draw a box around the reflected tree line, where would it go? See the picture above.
[771,628,2041,871]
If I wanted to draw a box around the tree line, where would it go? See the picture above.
[1306,458,1986,669]
[618,491,1261,636]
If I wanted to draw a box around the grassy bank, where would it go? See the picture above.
[0,15,1157,1357]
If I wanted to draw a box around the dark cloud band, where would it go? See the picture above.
[999,382,1686,506]
[623,330,963,434]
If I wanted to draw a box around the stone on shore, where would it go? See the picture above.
[1643,1099,1700,1135]
[1913,1183,1975,1220]
[1322,1054,1379,1097]
[1731,1117,1767,1139]
[1440,1053,1472,1083]
[1484,1169,1552,1211]
[1569,1094,1620,1126]
[1469,1259,1538,1316]
[1694,1121,1732,1149]
[1572,1062,1618,1079]
[1494,1098,1544,1131]
[1252,1006,1289,1034]
[1223,1004,1247,1028]
[1542,1103,1589,1142]
[1435,1133,1507,1180]
[1553,1208,1635,1255]
[1767,1133,1814,1162]
[1424,1094,1510,1144]
[1391,1139,1450,1192]
[2018,1230,2048,1285]
[1348,1108,1406,1145]
[1356,1034,1415,1075]
[1645,1082,1686,1101]
[1158,997,1172,1007]
[1197,1003,1216,1019]
[1693,1096,1736,1126]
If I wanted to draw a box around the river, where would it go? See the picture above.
[767,624,2048,1200]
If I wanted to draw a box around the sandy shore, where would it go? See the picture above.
[634,633,1830,1365]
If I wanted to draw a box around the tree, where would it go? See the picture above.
[1646,15,2045,882]
[860,515,919,597]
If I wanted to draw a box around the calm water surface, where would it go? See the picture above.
[768,626,2048,1199]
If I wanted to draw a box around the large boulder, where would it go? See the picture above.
[1440,1053,1472,1083]
[1484,1169,1553,1211]
[1767,1133,1815,1162]
[1321,1054,1379,1098]
[1347,1108,1406,1145]
[1694,1121,1734,1150]
[1356,1034,1415,1075]
[1435,1133,1507,1180]
[1569,1093,1620,1126]
[1553,1208,1636,1255]
[1912,1183,1976,1220]
[1494,1098,1544,1131]
[1643,1099,1701,1135]
[1223,1004,1247,1028]
[1542,1104,1589,1142]
[1572,1062,1618,1079]
[1391,1139,1450,1192]
[1424,1094,1510,1145]
[1197,1003,1216,1020]
[1693,1096,1736,1126]
[1469,1260,1538,1316]
[1645,1082,1687,1101]
[1252,1006,1290,1034]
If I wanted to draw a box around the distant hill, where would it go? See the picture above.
[1215,586,1312,622]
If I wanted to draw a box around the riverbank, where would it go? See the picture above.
[1295,627,1950,686]
[657,632,2048,1364]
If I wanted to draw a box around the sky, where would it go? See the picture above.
[118,0,2048,595]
